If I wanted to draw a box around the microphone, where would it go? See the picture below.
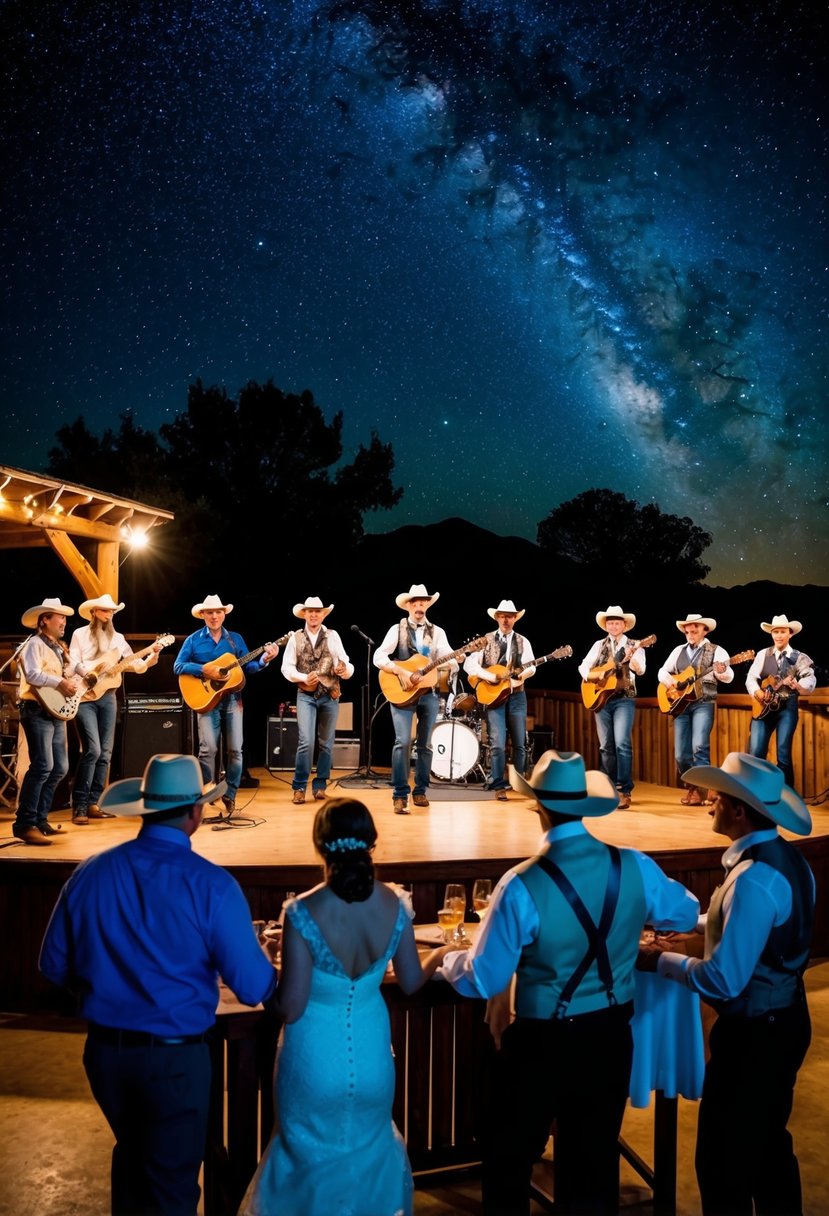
[351,624,375,645]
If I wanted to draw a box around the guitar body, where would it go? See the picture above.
[80,649,123,701]
[752,675,784,720]
[474,665,512,709]
[179,656,247,713]
[581,668,620,713]
[30,686,83,720]
[378,655,437,709]
[656,665,699,717]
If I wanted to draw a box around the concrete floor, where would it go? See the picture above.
[2,962,828,1216]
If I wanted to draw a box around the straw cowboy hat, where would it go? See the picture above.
[676,613,716,633]
[510,750,620,818]
[682,752,811,836]
[293,596,334,620]
[762,614,802,636]
[396,584,440,611]
[488,599,525,621]
[99,754,227,818]
[79,593,125,620]
[21,597,75,628]
[192,594,233,618]
[596,605,636,631]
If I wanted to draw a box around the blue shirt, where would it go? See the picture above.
[39,822,276,1035]
[174,625,269,701]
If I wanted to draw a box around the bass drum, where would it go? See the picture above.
[430,720,480,781]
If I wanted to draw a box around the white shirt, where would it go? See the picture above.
[657,643,734,686]
[69,625,144,675]
[281,627,354,683]
[578,634,646,680]
[464,631,536,682]
[373,619,458,673]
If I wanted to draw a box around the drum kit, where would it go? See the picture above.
[430,669,488,784]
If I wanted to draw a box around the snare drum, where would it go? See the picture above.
[430,720,480,781]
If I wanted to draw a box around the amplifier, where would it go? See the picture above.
[116,696,188,778]
[266,716,299,771]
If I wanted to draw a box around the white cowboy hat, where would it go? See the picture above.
[762,615,802,636]
[293,596,334,620]
[596,605,636,631]
[509,750,620,818]
[79,593,125,620]
[192,594,234,618]
[488,599,525,621]
[21,598,75,628]
[99,754,227,818]
[676,613,716,633]
[396,584,440,611]
[682,752,811,836]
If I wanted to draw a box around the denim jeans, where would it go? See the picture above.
[486,689,528,790]
[294,689,339,792]
[673,698,715,778]
[74,692,118,809]
[390,691,440,801]
[749,696,799,788]
[593,695,635,794]
[196,696,243,800]
[17,700,69,827]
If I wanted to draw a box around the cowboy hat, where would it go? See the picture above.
[21,598,74,628]
[682,752,811,836]
[488,599,525,621]
[509,750,620,818]
[99,754,227,818]
[293,596,334,620]
[762,615,802,636]
[396,584,440,611]
[79,593,125,620]
[192,595,233,618]
[676,613,716,633]
[596,605,636,631]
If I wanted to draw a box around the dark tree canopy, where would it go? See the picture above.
[537,488,712,583]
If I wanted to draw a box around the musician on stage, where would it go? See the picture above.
[280,597,353,805]
[373,584,457,815]
[578,605,645,810]
[657,614,733,805]
[746,615,815,790]
[464,600,535,802]
[174,595,280,816]
[69,594,162,825]
[14,597,88,845]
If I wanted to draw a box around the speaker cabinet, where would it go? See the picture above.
[116,696,188,779]
[332,738,360,767]
[266,717,299,771]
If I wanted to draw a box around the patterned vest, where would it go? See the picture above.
[482,630,526,671]
[759,647,802,704]
[395,618,435,659]
[678,639,718,700]
[598,636,637,699]
[513,835,646,1018]
[294,628,340,699]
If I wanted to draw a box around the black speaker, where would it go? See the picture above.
[116,695,188,778]
[266,717,299,771]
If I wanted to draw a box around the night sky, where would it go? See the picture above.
[2,0,827,585]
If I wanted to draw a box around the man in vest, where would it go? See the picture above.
[280,596,353,804]
[373,584,457,814]
[746,614,815,789]
[464,599,535,801]
[657,613,733,805]
[642,753,814,1216]
[439,750,699,1214]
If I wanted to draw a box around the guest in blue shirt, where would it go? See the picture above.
[174,593,280,815]
[39,753,277,1216]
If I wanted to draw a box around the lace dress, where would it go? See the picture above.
[238,894,413,1216]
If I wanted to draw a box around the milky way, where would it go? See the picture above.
[1,0,826,583]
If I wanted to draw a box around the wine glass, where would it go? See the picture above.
[443,884,467,943]
[472,879,492,919]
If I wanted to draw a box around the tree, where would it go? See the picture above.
[537,488,712,583]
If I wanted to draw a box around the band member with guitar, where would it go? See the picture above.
[464,600,536,801]
[578,606,646,810]
[280,597,353,805]
[14,597,89,845]
[746,615,815,789]
[657,613,734,804]
[373,584,457,815]
[68,594,165,825]
[174,595,280,815]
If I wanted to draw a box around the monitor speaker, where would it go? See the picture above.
[266,717,299,771]
[116,696,188,779]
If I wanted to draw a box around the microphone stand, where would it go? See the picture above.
[338,625,387,787]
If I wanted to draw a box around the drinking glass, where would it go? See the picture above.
[443,884,467,942]
[472,879,492,919]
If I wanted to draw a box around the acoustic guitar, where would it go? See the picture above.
[752,672,796,720]
[471,645,573,709]
[379,637,488,709]
[657,649,755,717]
[179,634,291,713]
[580,635,657,712]
[82,634,176,701]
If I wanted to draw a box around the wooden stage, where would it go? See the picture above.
[2,766,829,1009]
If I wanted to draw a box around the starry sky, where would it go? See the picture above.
[2,0,827,585]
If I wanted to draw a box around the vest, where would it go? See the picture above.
[395,618,435,660]
[482,630,526,671]
[294,628,340,699]
[598,636,637,699]
[18,635,66,701]
[759,647,801,704]
[678,639,718,700]
[513,834,646,1018]
[704,836,814,1016]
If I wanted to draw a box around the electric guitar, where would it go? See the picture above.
[31,684,85,720]
[657,649,755,717]
[471,645,573,708]
[179,634,291,713]
[82,634,176,701]
[581,635,657,712]
[379,637,488,709]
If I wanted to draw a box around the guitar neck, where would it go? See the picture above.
[530,646,572,672]
[420,642,479,677]
[221,634,289,675]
